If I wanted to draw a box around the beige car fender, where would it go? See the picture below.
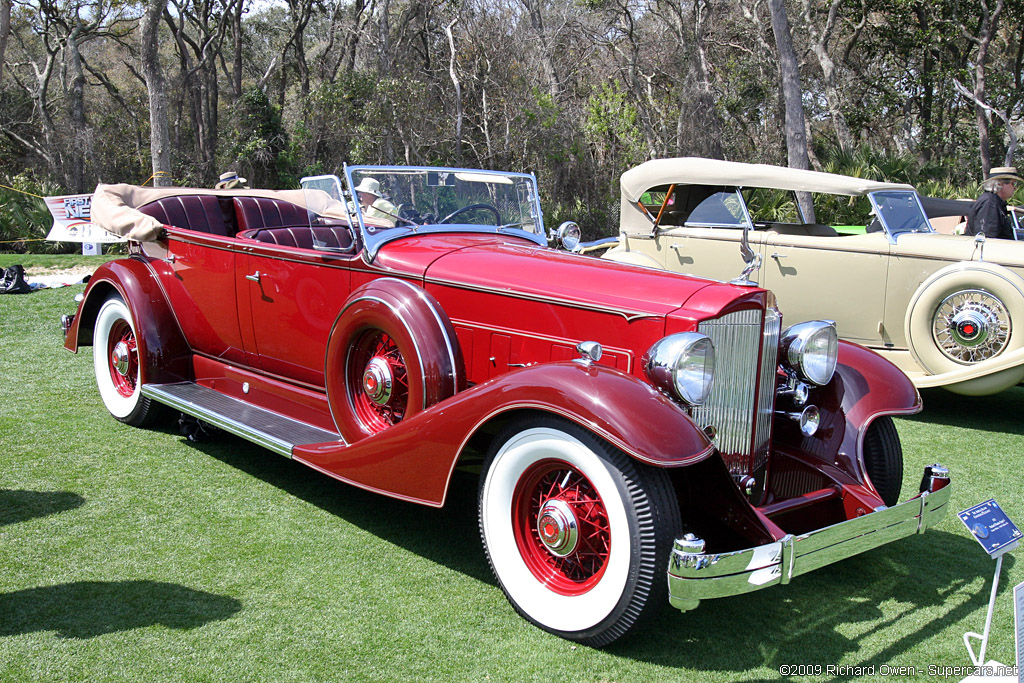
[904,261,1024,394]
[601,246,664,270]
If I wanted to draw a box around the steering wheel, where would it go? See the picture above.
[439,203,501,225]
[395,204,422,227]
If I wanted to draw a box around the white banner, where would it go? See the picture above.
[44,194,126,243]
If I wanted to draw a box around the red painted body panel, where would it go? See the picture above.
[293,361,714,506]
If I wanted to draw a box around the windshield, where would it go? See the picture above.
[869,190,933,237]
[326,166,546,259]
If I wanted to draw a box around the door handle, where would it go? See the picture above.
[771,252,787,260]
[670,243,684,252]
[245,271,261,282]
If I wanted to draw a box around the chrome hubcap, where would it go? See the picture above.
[932,289,1010,364]
[536,499,579,557]
[111,341,132,376]
[361,357,393,406]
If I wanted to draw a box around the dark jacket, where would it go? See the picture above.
[966,191,1014,239]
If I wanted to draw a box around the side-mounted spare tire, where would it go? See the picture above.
[325,278,465,443]
[905,263,1024,394]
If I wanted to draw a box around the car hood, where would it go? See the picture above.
[375,234,731,317]
[892,232,1024,267]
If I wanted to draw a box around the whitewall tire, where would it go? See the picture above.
[478,415,680,646]
[92,296,161,427]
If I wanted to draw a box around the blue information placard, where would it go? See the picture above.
[959,499,1022,558]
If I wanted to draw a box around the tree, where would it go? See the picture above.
[141,0,171,186]
[1,0,10,82]
[768,0,813,217]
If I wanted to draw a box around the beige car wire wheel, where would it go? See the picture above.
[931,289,1010,364]
[906,265,1024,377]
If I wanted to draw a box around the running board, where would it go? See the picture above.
[142,382,342,457]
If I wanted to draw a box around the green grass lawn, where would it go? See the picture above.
[1,263,1022,682]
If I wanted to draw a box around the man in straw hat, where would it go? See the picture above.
[215,171,248,190]
[353,177,397,226]
[966,166,1022,240]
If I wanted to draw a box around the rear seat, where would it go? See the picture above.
[234,196,312,232]
[240,226,354,251]
[137,195,238,236]
[137,193,355,250]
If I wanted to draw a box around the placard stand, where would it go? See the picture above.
[958,499,1022,672]
[965,552,1013,666]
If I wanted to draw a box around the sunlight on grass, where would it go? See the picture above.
[1,266,1022,682]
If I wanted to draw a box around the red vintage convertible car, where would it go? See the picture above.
[61,166,951,645]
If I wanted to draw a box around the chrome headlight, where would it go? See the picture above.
[780,321,838,386]
[643,332,715,405]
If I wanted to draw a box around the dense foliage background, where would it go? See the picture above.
[1,0,1022,250]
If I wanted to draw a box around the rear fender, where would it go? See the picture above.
[64,258,191,385]
[293,361,714,506]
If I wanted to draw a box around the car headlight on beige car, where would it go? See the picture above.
[781,321,839,386]
[643,332,716,405]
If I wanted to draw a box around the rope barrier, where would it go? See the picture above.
[0,183,45,199]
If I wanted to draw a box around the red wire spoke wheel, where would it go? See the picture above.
[107,318,140,398]
[347,330,410,432]
[327,279,464,443]
[479,416,680,646]
[512,460,611,595]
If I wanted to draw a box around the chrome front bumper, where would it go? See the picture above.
[667,467,952,612]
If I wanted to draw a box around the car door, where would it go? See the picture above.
[240,242,354,388]
[761,232,890,346]
[160,229,249,365]
[658,226,769,285]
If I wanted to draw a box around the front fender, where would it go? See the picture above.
[64,257,191,385]
[293,361,714,506]
[776,340,920,485]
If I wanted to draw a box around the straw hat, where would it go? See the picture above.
[986,166,1023,183]
[215,171,247,190]
[354,178,382,197]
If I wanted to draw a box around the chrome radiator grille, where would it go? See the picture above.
[692,307,781,475]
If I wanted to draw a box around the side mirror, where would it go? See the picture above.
[551,221,581,251]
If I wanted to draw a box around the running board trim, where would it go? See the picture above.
[142,382,342,457]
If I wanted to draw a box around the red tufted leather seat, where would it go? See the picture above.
[239,226,354,251]
[137,195,238,236]
[233,197,313,232]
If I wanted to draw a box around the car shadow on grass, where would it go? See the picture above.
[612,530,1008,672]
[908,386,1024,435]
[0,580,242,639]
[183,433,495,584]
[181,431,991,671]
[0,489,85,527]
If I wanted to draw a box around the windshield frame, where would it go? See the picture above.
[332,165,547,261]
[867,190,934,242]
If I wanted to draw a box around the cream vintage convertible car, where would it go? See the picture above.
[600,157,1024,396]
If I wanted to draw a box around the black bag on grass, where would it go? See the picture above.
[1,265,32,294]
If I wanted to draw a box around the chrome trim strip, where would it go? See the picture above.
[448,319,635,374]
[754,308,781,471]
[426,275,663,322]
[142,384,293,457]
[666,482,951,611]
